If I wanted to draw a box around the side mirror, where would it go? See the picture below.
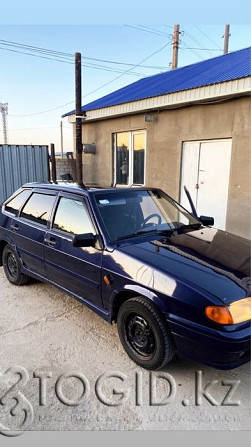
[199,215,214,226]
[72,233,96,248]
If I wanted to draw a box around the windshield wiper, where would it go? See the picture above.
[116,228,175,241]
[157,228,177,236]
[116,223,201,242]
[116,228,162,241]
[176,222,202,233]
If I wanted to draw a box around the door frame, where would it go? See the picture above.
[179,138,233,227]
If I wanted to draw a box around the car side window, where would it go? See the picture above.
[20,193,55,226]
[53,197,95,235]
[5,189,31,215]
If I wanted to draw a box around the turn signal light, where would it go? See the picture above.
[205,297,251,325]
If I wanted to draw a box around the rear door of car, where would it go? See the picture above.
[43,192,103,306]
[9,189,57,276]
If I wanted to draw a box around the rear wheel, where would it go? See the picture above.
[117,296,175,370]
[2,244,29,286]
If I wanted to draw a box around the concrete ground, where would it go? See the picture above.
[0,269,250,432]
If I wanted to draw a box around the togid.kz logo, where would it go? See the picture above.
[0,366,33,437]
[0,365,242,435]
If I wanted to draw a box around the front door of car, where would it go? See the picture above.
[44,194,103,306]
[10,191,56,276]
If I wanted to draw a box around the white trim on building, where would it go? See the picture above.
[68,77,251,123]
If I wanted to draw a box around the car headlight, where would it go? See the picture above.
[205,297,251,325]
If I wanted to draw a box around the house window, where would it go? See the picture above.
[114,131,146,185]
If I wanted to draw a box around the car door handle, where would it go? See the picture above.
[44,237,57,246]
[10,224,19,231]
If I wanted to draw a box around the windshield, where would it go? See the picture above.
[93,189,200,242]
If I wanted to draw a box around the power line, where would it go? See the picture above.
[9,40,172,118]
[181,27,214,58]
[81,61,144,76]
[0,38,168,70]
[137,25,170,37]
[124,25,169,37]
[180,42,205,61]
[9,101,75,117]
[124,25,220,63]
[80,56,166,69]
[69,39,172,115]
[181,29,211,59]
[0,45,74,65]
[193,25,222,50]
[0,45,146,77]
[180,47,220,52]
[0,38,73,57]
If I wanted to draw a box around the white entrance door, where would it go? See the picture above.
[180,139,232,230]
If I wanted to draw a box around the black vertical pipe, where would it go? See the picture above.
[46,145,50,181]
[50,143,57,183]
[75,52,84,187]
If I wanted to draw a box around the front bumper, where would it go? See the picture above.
[165,314,251,369]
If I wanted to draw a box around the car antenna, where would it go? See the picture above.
[184,185,198,218]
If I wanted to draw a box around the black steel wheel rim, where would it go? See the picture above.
[125,314,156,358]
[6,252,18,278]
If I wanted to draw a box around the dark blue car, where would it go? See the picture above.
[0,183,250,370]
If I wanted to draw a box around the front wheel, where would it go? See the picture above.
[2,244,29,286]
[117,296,175,370]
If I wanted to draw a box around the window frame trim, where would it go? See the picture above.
[3,188,32,218]
[19,191,57,228]
[49,192,99,238]
[113,130,146,187]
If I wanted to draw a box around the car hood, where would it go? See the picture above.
[116,228,251,304]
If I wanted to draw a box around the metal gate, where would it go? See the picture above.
[0,145,49,204]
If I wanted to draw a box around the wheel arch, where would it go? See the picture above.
[0,239,9,267]
[110,285,164,323]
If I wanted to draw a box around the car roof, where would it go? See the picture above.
[22,182,155,196]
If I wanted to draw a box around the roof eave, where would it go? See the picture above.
[67,77,251,123]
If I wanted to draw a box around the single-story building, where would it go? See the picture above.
[63,47,251,239]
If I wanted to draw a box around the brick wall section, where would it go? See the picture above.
[55,158,76,181]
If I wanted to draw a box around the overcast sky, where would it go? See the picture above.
[0,23,250,152]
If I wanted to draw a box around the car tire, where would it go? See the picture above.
[2,244,29,286]
[117,296,175,370]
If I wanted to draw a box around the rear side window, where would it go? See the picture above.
[21,193,55,226]
[5,189,31,215]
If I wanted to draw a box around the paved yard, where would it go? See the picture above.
[0,269,250,432]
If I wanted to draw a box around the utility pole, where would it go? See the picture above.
[75,52,85,187]
[172,24,180,69]
[0,102,8,144]
[223,25,231,54]
[60,121,64,159]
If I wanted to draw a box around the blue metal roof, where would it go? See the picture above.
[63,47,251,116]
